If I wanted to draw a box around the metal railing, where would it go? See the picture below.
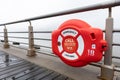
[0,0,120,80]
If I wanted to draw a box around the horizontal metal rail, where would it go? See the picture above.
[0,31,52,33]
[0,31,29,33]
[8,36,28,39]
[8,40,28,45]
[9,44,28,50]
[114,67,120,72]
[0,0,120,26]
[0,36,4,37]
[1,29,119,33]
[0,36,51,41]
[113,30,120,33]
[8,40,52,49]
[34,38,51,41]
[7,31,28,33]
[35,45,51,49]
[112,43,120,46]
[89,63,101,67]
[103,30,120,33]
[112,56,120,59]
[33,31,52,33]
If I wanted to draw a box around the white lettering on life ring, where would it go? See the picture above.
[61,29,78,37]
[88,49,95,56]
[62,52,78,60]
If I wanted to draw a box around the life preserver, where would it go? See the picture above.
[52,19,107,67]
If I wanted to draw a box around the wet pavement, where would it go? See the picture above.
[0,51,73,80]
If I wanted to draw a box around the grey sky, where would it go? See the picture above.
[0,0,119,31]
[0,0,109,23]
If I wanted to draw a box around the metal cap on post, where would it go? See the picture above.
[27,21,36,57]
[100,8,114,80]
[4,25,9,48]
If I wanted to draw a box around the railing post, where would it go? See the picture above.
[100,8,114,80]
[4,25,9,48]
[27,21,36,56]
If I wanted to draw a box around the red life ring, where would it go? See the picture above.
[52,19,107,67]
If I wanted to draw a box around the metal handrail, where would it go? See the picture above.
[34,38,51,41]
[0,0,120,26]
[0,31,52,33]
[112,56,120,59]
[112,43,120,46]
[33,31,52,33]
[113,30,120,33]
[103,30,120,33]
[0,29,119,33]
[35,45,51,49]
[0,36,52,41]
[114,67,120,72]
[7,36,28,39]
[8,40,52,49]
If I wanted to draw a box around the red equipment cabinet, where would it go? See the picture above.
[52,19,107,67]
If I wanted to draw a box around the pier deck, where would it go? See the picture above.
[0,51,73,80]
[0,46,102,80]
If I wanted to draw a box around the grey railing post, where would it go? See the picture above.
[4,25,9,48]
[27,21,36,56]
[100,8,114,80]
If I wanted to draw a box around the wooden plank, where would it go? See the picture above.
[53,75,67,80]
[0,51,74,80]
[66,78,74,80]
[0,59,25,68]
[41,72,60,80]
[0,60,28,71]
[0,62,33,79]
[6,66,40,80]
[15,66,40,78]
[16,68,47,80]
[0,46,103,80]
[27,70,53,80]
